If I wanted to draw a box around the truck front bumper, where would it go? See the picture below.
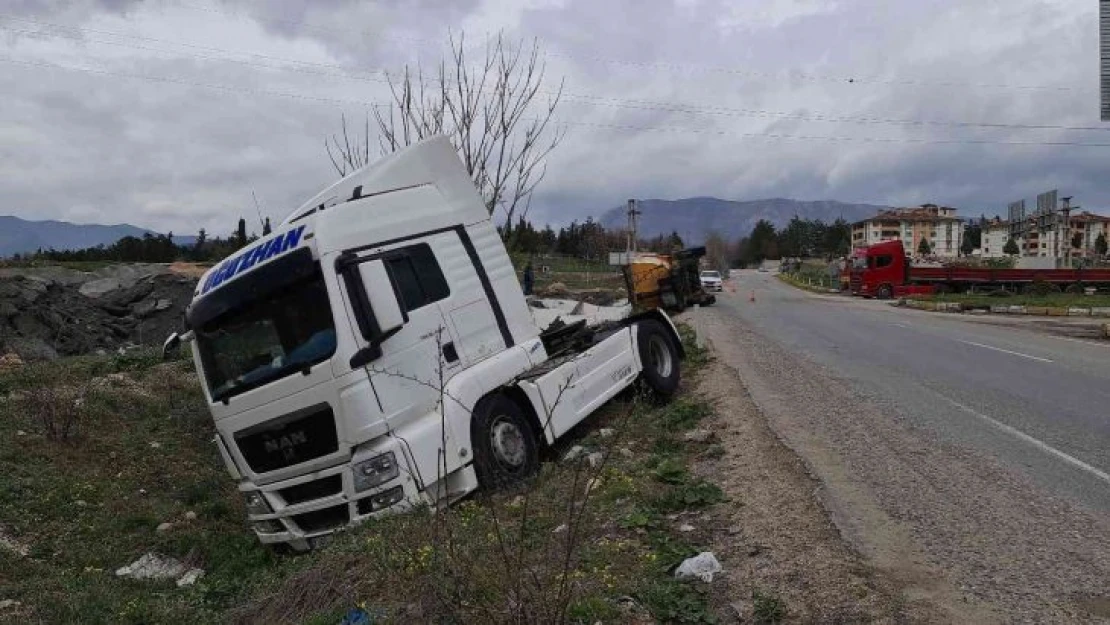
[238,436,423,551]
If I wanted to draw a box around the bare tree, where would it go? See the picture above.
[325,113,371,177]
[325,31,565,239]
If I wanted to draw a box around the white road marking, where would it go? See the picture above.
[958,340,1053,363]
[891,322,910,328]
[938,396,1110,486]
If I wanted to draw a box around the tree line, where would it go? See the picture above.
[733,217,853,267]
[16,217,273,264]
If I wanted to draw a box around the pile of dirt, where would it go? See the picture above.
[0,265,197,361]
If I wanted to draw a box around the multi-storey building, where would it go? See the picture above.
[851,204,963,257]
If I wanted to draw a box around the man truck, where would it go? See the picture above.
[163,136,684,551]
[850,239,1110,299]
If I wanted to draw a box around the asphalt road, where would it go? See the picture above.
[699,272,1110,622]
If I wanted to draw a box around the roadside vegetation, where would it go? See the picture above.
[1,327,735,624]
[911,291,1110,309]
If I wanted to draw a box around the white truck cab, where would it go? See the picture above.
[167,136,683,550]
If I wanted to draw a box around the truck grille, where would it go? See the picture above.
[234,405,338,473]
[279,475,343,505]
[292,504,350,533]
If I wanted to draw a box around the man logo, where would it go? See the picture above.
[264,431,308,461]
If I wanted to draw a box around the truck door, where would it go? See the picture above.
[342,241,460,425]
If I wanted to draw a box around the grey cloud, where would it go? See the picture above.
[1,0,1108,242]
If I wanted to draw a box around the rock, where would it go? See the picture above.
[674,552,722,582]
[156,522,173,532]
[79,277,122,299]
[154,298,173,311]
[149,441,162,449]
[132,299,157,319]
[618,447,634,458]
[584,478,601,495]
[4,337,58,361]
[678,523,695,532]
[562,445,586,462]
[528,299,546,309]
[138,488,147,496]
[552,523,568,534]
[0,599,21,611]
[682,429,713,443]
[586,452,605,468]
[0,353,23,373]
[15,431,25,437]
[75,500,88,508]
[598,428,615,439]
[115,553,189,581]
[184,511,197,521]
[176,568,205,587]
[0,301,17,318]
[727,524,743,535]
[0,530,29,557]
[542,282,569,297]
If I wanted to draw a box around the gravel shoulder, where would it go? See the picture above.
[689,354,945,623]
[696,297,1110,624]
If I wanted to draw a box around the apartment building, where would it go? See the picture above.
[979,211,1110,259]
[851,204,963,257]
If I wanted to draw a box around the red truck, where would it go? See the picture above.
[850,239,1110,299]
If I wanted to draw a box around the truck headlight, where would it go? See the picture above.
[352,452,399,492]
[243,492,272,516]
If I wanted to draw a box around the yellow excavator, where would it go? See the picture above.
[623,246,716,313]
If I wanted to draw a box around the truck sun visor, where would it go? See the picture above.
[187,247,317,330]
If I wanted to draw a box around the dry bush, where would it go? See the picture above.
[12,365,90,441]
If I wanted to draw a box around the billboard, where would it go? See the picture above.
[1035,190,1058,230]
[1103,1,1110,120]
[1007,200,1025,237]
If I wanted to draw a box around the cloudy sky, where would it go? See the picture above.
[0,0,1105,237]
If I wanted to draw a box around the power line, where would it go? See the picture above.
[158,0,1091,93]
[6,55,1110,149]
[0,55,390,109]
[555,120,1110,147]
[3,17,1106,134]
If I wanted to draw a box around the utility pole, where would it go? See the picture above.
[626,199,640,256]
[1061,196,1073,266]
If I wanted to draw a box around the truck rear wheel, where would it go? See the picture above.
[637,320,681,399]
[471,395,539,489]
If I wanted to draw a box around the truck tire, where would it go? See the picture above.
[637,320,681,399]
[471,394,540,489]
[876,284,893,300]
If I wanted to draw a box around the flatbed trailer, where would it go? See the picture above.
[851,240,1110,298]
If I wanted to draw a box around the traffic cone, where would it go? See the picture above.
[749,290,756,303]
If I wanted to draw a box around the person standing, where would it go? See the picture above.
[523,261,535,296]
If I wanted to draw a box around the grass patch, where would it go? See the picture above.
[916,292,1110,309]
[0,323,724,624]
[0,356,278,624]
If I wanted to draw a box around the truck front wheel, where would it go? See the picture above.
[637,320,681,399]
[876,284,893,300]
[472,395,540,489]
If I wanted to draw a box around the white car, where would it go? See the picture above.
[700,270,723,292]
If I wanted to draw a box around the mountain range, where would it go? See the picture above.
[598,197,890,243]
[2,198,887,256]
[0,216,196,257]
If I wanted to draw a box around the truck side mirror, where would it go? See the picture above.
[162,333,180,361]
[161,330,193,361]
[358,259,406,339]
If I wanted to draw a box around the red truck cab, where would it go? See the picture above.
[851,240,934,299]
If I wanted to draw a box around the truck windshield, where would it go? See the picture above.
[195,271,336,401]
[852,257,867,270]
